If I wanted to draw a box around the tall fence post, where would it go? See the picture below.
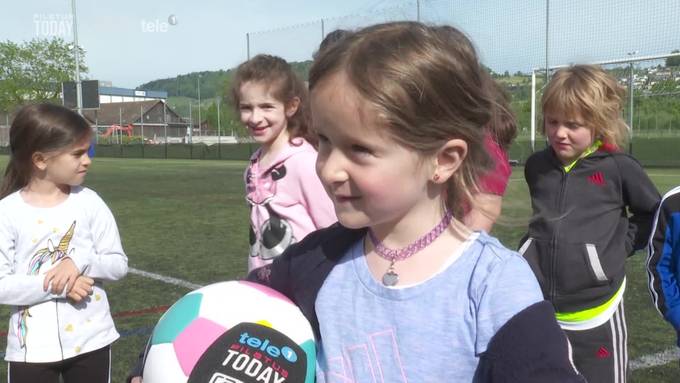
[189,103,193,144]
[140,104,145,158]
[246,32,250,60]
[416,0,420,21]
[189,104,194,159]
[163,101,168,159]
[628,61,634,154]
[217,98,222,160]
[530,70,537,152]
[119,107,123,156]
[545,0,550,85]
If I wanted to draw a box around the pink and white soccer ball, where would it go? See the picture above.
[142,281,316,383]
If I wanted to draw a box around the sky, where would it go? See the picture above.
[2,0,679,89]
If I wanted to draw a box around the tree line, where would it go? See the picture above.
[2,38,678,137]
[0,38,85,112]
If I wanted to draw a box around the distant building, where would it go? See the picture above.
[82,100,188,142]
[0,85,174,145]
[99,86,167,104]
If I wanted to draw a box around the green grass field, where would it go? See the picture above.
[0,156,678,382]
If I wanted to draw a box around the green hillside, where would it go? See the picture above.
[136,61,313,100]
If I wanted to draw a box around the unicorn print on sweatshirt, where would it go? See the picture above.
[18,221,77,348]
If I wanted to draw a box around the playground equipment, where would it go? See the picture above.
[102,124,133,137]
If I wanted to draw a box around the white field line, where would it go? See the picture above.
[630,348,679,370]
[646,173,680,178]
[128,267,203,290]
[128,266,678,370]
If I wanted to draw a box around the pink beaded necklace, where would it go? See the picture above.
[368,210,454,286]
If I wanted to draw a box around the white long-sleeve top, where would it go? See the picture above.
[0,186,128,362]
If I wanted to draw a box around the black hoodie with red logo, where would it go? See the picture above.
[519,147,660,313]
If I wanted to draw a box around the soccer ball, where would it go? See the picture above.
[142,281,316,383]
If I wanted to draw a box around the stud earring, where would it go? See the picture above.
[433,174,440,182]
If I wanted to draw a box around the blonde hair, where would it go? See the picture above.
[542,64,628,149]
[309,22,494,217]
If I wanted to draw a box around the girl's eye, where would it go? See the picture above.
[316,135,331,156]
[239,105,251,111]
[351,144,373,155]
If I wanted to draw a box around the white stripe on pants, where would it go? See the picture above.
[565,300,628,383]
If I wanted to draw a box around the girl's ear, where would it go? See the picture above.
[32,152,49,172]
[431,139,468,184]
[592,128,601,142]
[285,97,301,118]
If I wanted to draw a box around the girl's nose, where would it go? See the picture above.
[316,149,348,186]
[554,125,568,138]
[249,108,264,124]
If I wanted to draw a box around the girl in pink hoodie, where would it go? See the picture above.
[232,54,336,272]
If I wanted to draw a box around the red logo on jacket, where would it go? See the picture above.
[596,346,610,359]
[588,171,605,186]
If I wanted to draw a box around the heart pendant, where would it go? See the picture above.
[382,270,399,286]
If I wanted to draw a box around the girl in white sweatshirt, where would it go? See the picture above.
[0,103,128,382]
